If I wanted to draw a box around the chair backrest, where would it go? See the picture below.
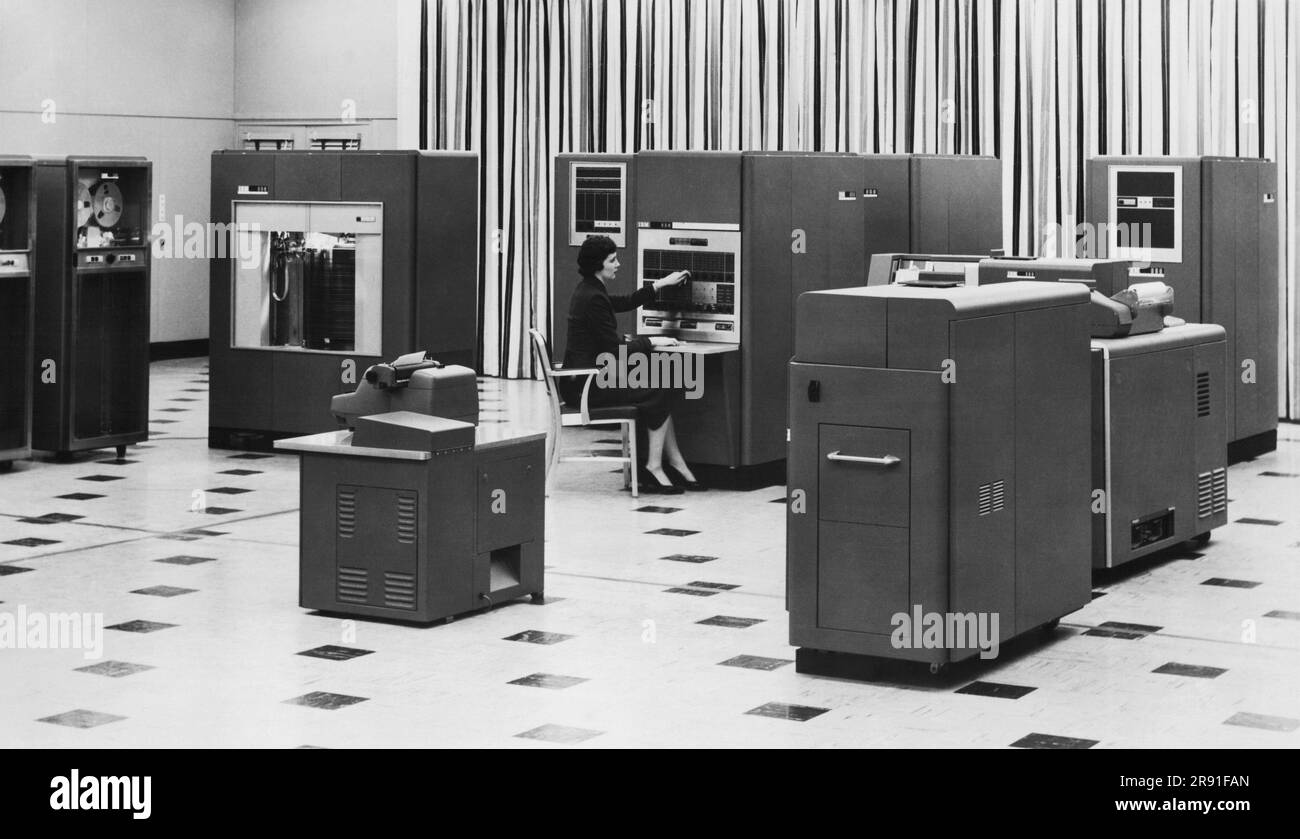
[529,328,565,430]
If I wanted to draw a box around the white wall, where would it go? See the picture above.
[233,0,401,146]
[0,0,236,344]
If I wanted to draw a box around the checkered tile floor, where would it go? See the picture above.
[1,358,1298,747]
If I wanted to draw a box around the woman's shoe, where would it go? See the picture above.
[640,468,684,495]
[665,464,706,491]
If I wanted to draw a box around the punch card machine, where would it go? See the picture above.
[276,353,545,624]
[787,282,1094,673]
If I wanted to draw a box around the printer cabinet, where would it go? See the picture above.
[787,282,1093,670]
[473,438,545,606]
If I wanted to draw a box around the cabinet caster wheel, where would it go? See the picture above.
[1191,531,1211,548]
[115,445,127,459]
[531,592,545,604]
[1042,618,1060,633]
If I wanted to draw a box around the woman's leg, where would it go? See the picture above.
[661,416,698,482]
[644,420,670,483]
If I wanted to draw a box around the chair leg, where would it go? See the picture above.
[621,423,631,489]
[629,422,638,498]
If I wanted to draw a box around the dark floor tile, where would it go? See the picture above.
[206,487,253,495]
[509,673,589,690]
[182,389,206,393]
[1153,662,1227,679]
[720,655,793,671]
[594,438,620,444]
[770,497,788,503]
[1090,590,1107,599]
[218,469,262,476]
[1170,551,1206,560]
[200,507,242,515]
[1099,621,1162,634]
[659,554,717,563]
[150,419,178,424]
[156,408,188,413]
[2,538,59,547]
[227,453,274,460]
[515,724,603,744]
[635,506,681,514]
[1011,732,1098,749]
[0,565,34,576]
[745,702,830,722]
[19,513,84,524]
[96,458,139,465]
[504,630,573,645]
[158,534,201,542]
[1235,517,1282,526]
[106,620,177,634]
[38,709,126,729]
[1202,578,1262,589]
[297,645,374,661]
[1083,628,1146,640]
[687,581,739,590]
[170,398,199,402]
[155,555,217,566]
[646,528,699,537]
[78,474,124,482]
[697,615,764,628]
[283,691,368,710]
[75,661,154,678]
[55,493,104,501]
[185,529,228,537]
[1258,471,1299,477]
[664,587,718,597]
[1263,610,1300,621]
[955,681,1038,699]
[130,585,197,598]
[1223,712,1300,733]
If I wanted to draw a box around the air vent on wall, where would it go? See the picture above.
[1196,371,1211,417]
[1197,468,1228,518]
[978,480,1005,516]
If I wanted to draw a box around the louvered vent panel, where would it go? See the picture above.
[1197,468,1228,518]
[1196,371,1211,417]
[396,494,417,544]
[384,572,416,610]
[978,480,1006,516]
[337,488,356,538]
[337,567,367,603]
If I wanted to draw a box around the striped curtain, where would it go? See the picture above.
[424,0,1299,419]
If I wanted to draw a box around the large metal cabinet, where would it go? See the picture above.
[209,150,479,448]
[1091,325,1228,568]
[787,282,1093,670]
[31,156,152,459]
[1085,156,1278,460]
[0,156,36,467]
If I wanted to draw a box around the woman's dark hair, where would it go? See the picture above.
[577,235,618,279]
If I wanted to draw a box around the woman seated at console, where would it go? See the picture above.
[559,235,703,494]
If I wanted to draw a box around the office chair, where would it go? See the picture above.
[528,328,638,497]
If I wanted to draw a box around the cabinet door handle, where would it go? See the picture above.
[826,451,900,466]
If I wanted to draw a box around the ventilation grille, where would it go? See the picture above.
[1197,468,1228,518]
[396,494,417,544]
[1196,371,1212,417]
[337,566,367,603]
[978,480,1006,516]
[384,571,416,610]
[337,488,356,538]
